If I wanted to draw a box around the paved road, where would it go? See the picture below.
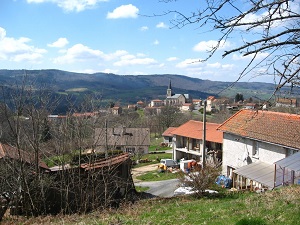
[135,179,180,198]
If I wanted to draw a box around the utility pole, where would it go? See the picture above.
[202,100,207,168]
[105,119,108,158]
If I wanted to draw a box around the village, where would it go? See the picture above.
[1,80,300,223]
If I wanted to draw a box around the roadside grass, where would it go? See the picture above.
[135,186,150,192]
[5,185,300,225]
[136,170,179,181]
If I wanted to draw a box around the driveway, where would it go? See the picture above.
[132,163,180,198]
[136,179,179,198]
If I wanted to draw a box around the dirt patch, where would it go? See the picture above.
[132,163,159,182]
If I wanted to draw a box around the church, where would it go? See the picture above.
[165,79,193,106]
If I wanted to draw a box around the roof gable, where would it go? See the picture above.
[218,109,300,149]
[171,120,223,143]
[162,127,177,137]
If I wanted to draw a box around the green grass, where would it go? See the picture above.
[7,186,300,225]
[133,152,172,168]
[136,170,179,181]
[135,186,150,192]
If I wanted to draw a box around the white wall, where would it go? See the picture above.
[222,133,286,175]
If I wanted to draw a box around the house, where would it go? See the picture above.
[94,127,150,155]
[111,106,122,115]
[136,100,145,108]
[150,99,164,107]
[180,103,193,112]
[206,96,216,112]
[162,127,177,147]
[276,97,299,108]
[171,120,223,163]
[127,104,137,111]
[217,109,300,190]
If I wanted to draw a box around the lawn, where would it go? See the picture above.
[136,170,179,181]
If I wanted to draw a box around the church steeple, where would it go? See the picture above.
[167,79,172,97]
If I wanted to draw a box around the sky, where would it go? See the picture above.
[0,0,280,83]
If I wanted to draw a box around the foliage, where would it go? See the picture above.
[178,163,222,197]
[235,93,244,103]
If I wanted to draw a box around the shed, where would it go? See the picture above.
[274,151,300,186]
[232,161,275,190]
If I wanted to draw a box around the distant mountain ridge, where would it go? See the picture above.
[0,69,292,113]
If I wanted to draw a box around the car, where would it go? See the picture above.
[159,159,178,169]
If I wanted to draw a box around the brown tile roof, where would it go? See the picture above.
[162,127,177,137]
[171,120,223,143]
[0,143,49,169]
[217,109,300,150]
[81,153,130,170]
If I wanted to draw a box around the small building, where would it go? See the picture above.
[111,106,122,115]
[180,103,194,112]
[94,127,150,155]
[276,97,299,108]
[150,99,164,107]
[171,120,223,164]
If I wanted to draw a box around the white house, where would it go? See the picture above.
[218,109,300,190]
[171,120,223,163]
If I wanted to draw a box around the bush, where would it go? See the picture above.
[178,162,221,197]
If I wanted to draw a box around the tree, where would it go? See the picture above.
[235,93,244,102]
[162,0,300,95]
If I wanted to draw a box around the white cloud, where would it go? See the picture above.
[53,43,104,64]
[232,52,269,61]
[27,0,108,12]
[48,38,69,48]
[166,57,179,61]
[114,54,157,66]
[107,4,139,19]
[153,40,159,45]
[193,40,230,52]
[0,27,46,63]
[176,58,203,68]
[156,22,168,29]
[140,26,149,31]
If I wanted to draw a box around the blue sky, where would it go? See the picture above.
[0,0,279,82]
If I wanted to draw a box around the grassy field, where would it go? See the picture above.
[4,185,300,225]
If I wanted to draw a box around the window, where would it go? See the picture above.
[125,147,135,153]
[252,141,259,158]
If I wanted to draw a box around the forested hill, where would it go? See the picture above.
[0,69,287,113]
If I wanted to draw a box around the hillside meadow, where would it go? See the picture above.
[2,185,300,225]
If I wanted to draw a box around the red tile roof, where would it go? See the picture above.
[162,127,177,137]
[81,153,130,170]
[171,120,223,143]
[217,109,300,149]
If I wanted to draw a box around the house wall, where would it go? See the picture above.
[222,133,286,176]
